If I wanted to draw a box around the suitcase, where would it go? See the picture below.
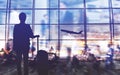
[36,36,48,75]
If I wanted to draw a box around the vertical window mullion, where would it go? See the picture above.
[5,0,9,44]
[7,0,11,41]
[84,0,87,49]
[58,0,60,56]
[109,0,114,43]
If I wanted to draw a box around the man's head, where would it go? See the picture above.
[19,12,26,23]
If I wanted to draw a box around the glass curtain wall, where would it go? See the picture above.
[0,0,120,57]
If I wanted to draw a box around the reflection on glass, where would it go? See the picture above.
[86,9,109,23]
[60,10,73,24]
[11,0,33,8]
[87,25,110,39]
[51,9,85,24]
[60,2,74,24]
[77,9,84,24]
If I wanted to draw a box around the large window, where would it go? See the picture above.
[0,0,120,57]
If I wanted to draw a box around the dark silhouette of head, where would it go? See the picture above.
[19,12,26,23]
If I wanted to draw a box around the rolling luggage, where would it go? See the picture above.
[36,36,48,75]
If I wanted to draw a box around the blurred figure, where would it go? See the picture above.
[40,14,49,48]
[105,44,114,70]
[29,42,36,59]
[90,45,102,57]
[83,44,90,55]
[13,12,39,75]
[66,47,71,61]
[60,2,73,31]
[116,44,120,51]
[4,39,13,55]
[40,14,49,37]
[78,10,84,23]
[49,46,54,53]
[3,39,14,63]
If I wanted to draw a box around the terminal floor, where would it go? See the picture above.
[0,60,120,75]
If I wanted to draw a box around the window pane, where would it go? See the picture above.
[9,25,14,39]
[60,9,85,24]
[0,0,7,8]
[51,9,85,24]
[34,25,49,40]
[113,9,120,23]
[59,0,84,8]
[11,0,33,8]
[87,25,110,39]
[50,10,58,24]
[10,10,32,24]
[49,0,58,8]
[112,0,120,8]
[0,25,5,39]
[35,0,48,8]
[60,9,74,24]
[0,10,6,24]
[114,25,120,39]
[35,10,48,24]
[76,9,84,24]
[50,25,58,39]
[0,41,5,50]
[86,9,109,23]
[86,0,109,8]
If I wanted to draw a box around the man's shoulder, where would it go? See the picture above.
[26,24,30,25]
[14,24,19,28]
[15,24,19,25]
[14,24,30,26]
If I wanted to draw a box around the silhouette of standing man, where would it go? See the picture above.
[13,12,39,75]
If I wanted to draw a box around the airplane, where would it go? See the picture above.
[61,29,83,34]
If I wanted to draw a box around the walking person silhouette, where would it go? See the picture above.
[13,12,39,75]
